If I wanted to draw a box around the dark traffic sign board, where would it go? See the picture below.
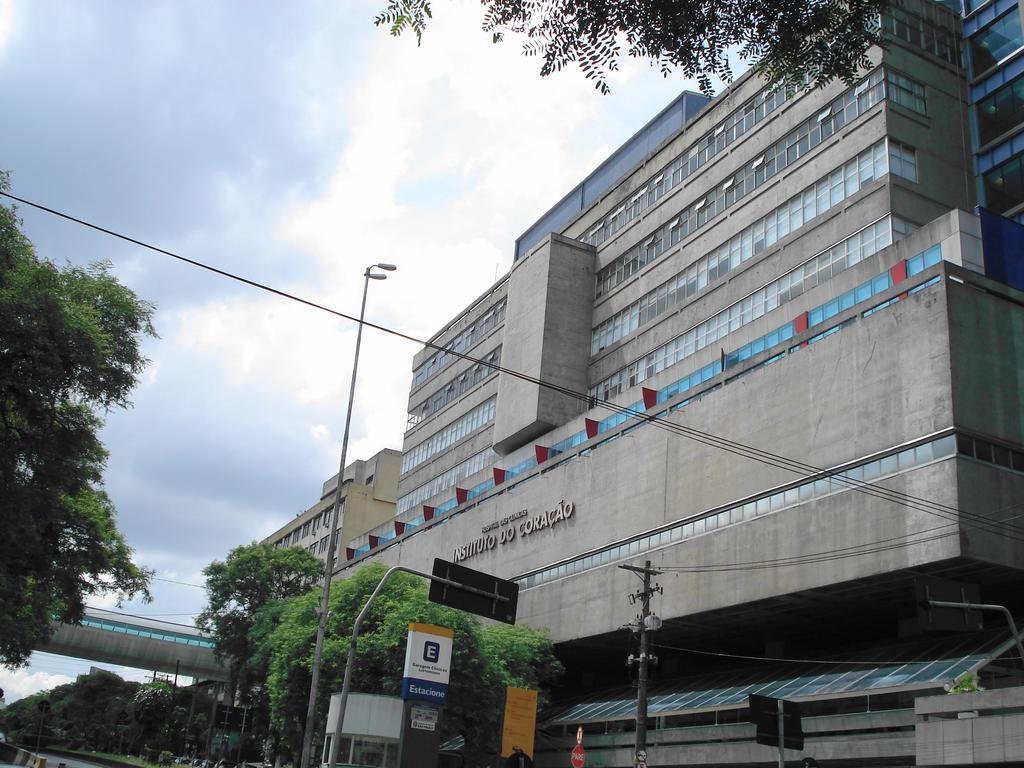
[748,694,804,750]
[214,704,248,730]
[429,558,519,624]
[916,577,984,632]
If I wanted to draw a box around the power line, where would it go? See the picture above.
[152,576,205,589]
[659,501,1024,575]
[5,191,1022,546]
[651,641,972,667]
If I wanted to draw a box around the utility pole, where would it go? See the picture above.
[620,560,662,766]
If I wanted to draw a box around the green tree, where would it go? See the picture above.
[131,681,174,754]
[198,542,323,757]
[0,670,142,752]
[376,0,890,95]
[264,563,561,766]
[0,173,154,668]
[199,543,324,692]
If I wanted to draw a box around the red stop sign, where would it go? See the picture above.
[571,744,585,768]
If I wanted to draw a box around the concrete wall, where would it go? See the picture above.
[536,709,916,767]
[43,622,226,681]
[916,686,1024,765]
[494,234,596,454]
[348,257,970,642]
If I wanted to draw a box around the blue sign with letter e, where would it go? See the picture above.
[423,641,441,663]
[401,677,448,704]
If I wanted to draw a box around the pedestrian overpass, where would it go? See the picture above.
[43,607,228,681]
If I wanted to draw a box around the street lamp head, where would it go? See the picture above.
[376,263,398,271]
[367,273,387,280]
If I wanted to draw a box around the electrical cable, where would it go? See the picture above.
[655,501,1024,574]
[82,606,203,630]
[651,641,962,667]
[152,577,205,589]
[5,191,1023,546]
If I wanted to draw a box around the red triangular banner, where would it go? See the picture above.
[642,387,658,409]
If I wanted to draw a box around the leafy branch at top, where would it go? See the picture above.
[374,0,889,95]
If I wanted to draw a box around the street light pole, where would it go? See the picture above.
[298,263,396,768]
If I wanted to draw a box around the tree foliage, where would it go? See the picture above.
[0,173,154,668]
[263,563,561,766]
[375,0,889,95]
[0,671,213,756]
[198,542,324,757]
[198,542,324,694]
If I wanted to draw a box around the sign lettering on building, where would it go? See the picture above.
[453,500,576,563]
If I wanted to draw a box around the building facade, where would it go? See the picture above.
[335,3,1024,765]
[962,0,1024,220]
[264,448,399,565]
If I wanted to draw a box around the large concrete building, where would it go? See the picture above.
[265,448,400,565]
[335,3,1024,765]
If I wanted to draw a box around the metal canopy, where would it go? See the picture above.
[550,631,1019,724]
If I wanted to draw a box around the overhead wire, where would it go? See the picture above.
[657,502,1024,574]
[152,576,206,589]
[651,641,955,667]
[5,190,1023,552]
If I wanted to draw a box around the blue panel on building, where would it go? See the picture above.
[980,206,1024,290]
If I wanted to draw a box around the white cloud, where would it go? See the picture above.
[0,0,14,51]
[0,668,73,703]
[174,1,700,465]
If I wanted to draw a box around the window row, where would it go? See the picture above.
[595,212,889,362]
[407,347,501,430]
[516,434,957,591]
[582,80,797,249]
[396,447,495,515]
[589,143,905,398]
[976,73,1024,146]
[886,69,928,115]
[958,432,1024,472]
[81,617,216,649]
[410,298,506,392]
[969,6,1022,77]
[592,179,906,358]
[884,5,961,66]
[983,153,1024,214]
[594,68,914,298]
[401,397,497,474]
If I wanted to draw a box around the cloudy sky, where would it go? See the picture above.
[0,0,726,701]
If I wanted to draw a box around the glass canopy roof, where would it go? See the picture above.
[550,631,1019,724]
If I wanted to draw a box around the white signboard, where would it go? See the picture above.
[403,623,453,683]
[410,705,439,732]
[402,623,454,703]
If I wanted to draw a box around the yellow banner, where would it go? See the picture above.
[501,686,538,758]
